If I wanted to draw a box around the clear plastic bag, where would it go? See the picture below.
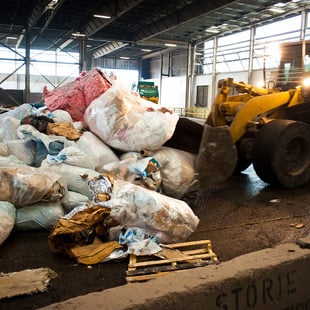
[0,165,67,207]
[15,202,64,231]
[0,201,16,246]
[84,85,179,152]
[109,179,199,243]
[154,147,197,198]
[75,131,119,170]
[41,160,100,198]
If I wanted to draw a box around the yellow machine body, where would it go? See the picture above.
[206,78,303,143]
[197,78,309,188]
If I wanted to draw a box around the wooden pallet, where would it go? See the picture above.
[126,240,218,283]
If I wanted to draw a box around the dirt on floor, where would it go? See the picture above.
[0,165,309,310]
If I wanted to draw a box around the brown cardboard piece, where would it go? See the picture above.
[0,268,58,299]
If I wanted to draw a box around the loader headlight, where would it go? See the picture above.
[302,77,310,102]
[303,77,310,87]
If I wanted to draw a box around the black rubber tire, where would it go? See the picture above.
[233,139,253,174]
[253,119,310,188]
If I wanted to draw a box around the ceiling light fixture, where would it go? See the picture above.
[120,56,130,59]
[268,2,286,13]
[47,0,59,10]
[141,49,151,52]
[6,36,17,40]
[165,43,177,47]
[72,32,86,37]
[93,14,111,19]
[205,26,220,34]
[268,7,285,13]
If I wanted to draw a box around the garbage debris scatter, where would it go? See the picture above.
[0,68,201,271]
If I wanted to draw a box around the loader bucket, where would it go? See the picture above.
[195,124,238,188]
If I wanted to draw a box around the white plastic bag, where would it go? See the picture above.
[0,116,20,143]
[75,131,119,170]
[6,139,36,166]
[0,103,36,120]
[0,201,16,246]
[109,179,199,243]
[0,143,8,156]
[0,155,25,166]
[62,191,90,212]
[15,202,64,231]
[0,165,67,207]
[41,160,100,198]
[48,109,73,123]
[119,227,162,256]
[103,156,161,191]
[154,147,197,198]
[84,86,179,152]
[46,145,97,170]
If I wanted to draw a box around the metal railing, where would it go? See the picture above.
[171,107,210,119]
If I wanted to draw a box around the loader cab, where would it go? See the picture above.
[276,40,310,90]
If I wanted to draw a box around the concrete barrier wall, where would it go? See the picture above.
[41,242,310,310]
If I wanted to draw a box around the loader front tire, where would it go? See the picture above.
[233,138,253,174]
[253,119,310,188]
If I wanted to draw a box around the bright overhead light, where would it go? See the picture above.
[165,43,177,47]
[268,7,285,13]
[120,56,130,60]
[205,26,220,34]
[141,49,151,52]
[6,36,17,40]
[274,2,287,7]
[72,32,85,37]
[268,3,286,13]
[93,14,111,19]
[47,0,59,9]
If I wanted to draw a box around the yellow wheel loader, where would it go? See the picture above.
[165,40,310,190]
[195,77,310,189]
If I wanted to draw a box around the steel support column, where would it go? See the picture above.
[79,37,86,72]
[185,43,194,109]
[301,9,308,73]
[159,53,163,105]
[248,26,255,84]
[25,29,31,103]
[211,37,218,108]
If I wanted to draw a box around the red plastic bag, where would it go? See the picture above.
[43,69,112,122]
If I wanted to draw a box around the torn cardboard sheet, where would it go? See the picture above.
[0,268,58,299]
[69,237,122,265]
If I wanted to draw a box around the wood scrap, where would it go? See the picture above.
[126,240,218,282]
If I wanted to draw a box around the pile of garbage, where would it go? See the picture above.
[0,68,200,264]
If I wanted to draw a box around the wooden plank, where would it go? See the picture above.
[160,240,212,248]
[128,253,216,268]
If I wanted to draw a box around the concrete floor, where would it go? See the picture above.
[1,165,309,309]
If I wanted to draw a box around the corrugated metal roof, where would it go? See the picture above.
[0,0,309,59]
